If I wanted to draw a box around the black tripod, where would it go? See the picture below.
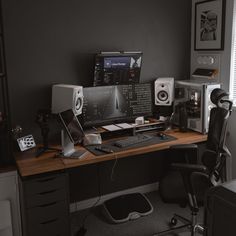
[35,109,60,157]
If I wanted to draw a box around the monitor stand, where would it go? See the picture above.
[61,130,87,159]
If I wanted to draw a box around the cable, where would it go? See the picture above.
[110,154,118,181]
[75,153,118,235]
[76,163,102,236]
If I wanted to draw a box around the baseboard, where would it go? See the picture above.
[70,182,159,213]
[70,182,159,212]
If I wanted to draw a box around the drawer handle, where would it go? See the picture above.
[38,201,57,208]
[38,189,57,195]
[40,218,58,225]
[37,177,56,182]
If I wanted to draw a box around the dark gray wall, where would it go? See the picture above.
[2,0,191,139]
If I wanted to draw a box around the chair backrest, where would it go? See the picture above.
[206,107,229,152]
[202,88,232,181]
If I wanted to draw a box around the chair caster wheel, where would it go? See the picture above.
[170,217,177,226]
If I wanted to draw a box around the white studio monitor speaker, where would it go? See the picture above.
[52,84,83,115]
[154,77,174,106]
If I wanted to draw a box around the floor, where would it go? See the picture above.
[71,191,204,236]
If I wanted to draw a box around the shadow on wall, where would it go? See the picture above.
[71,52,95,87]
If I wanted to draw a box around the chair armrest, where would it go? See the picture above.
[171,163,207,173]
[170,144,198,150]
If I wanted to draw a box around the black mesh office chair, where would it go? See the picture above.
[156,88,233,236]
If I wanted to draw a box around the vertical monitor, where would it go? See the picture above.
[93,52,142,86]
[82,83,153,127]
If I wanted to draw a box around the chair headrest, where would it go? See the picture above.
[210,88,229,106]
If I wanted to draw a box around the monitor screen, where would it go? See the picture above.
[58,109,84,144]
[82,83,153,127]
[93,52,142,86]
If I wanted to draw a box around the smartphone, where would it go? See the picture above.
[58,109,84,144]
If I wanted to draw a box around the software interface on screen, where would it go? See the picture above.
[93,52,142,86]
[82,83,153,127]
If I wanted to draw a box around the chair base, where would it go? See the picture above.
[154,213,204,236]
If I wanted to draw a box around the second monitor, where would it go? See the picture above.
[93,52,142,86]
[82,83,153,127]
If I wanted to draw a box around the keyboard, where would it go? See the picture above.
[114,134,152,148]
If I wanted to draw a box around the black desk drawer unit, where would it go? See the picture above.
[19,172,70,236]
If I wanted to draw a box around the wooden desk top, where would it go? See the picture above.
[15,130,207,177]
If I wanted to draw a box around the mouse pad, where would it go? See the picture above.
[85,133,176,156]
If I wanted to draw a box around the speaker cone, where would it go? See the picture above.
[157,91,168,102]
[75,97,83,112]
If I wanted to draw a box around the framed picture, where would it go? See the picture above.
[194,0,226,51]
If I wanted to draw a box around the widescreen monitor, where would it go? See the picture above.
[82,83,153,127]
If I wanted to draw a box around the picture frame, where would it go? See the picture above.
[194,0,226,51]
